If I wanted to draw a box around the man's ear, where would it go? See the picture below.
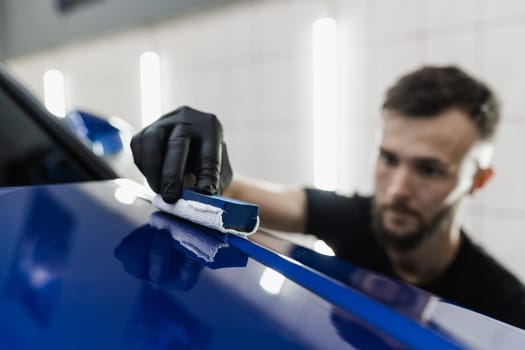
[469,167,494,194]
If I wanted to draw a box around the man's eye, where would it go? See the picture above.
[380,151,398,166]
[417,164,444,177]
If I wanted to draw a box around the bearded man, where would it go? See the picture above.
[131,66,525,329]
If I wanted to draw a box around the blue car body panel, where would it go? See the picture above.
[65,109,123,155]
[0,180,524,349]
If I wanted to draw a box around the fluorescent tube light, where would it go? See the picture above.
[43,69,66,118]
[140,51,162,127]
[312,17,338,190]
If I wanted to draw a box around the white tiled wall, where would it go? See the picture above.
[5,0,525,281]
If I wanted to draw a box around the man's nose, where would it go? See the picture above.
[387,166,414,200]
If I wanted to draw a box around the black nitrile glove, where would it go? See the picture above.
[130,106,232,203]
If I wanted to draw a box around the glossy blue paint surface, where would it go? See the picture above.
[0,180,523,349]
[65,109,123,155]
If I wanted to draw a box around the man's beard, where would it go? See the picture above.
[371,199,454,253]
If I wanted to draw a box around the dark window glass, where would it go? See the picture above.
[0,88,91,186]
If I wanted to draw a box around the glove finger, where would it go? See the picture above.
[139,126,166,193]
[195,137,221,195]
[161,126,191,203]
[218,142,233,193]
[130,130,144,171]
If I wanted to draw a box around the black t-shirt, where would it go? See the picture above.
[305,188,525,329]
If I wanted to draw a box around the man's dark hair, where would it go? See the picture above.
[382,66,500,140]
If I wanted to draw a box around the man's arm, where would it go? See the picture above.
[223,178,307,232]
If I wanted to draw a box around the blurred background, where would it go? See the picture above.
[2,0,525,280]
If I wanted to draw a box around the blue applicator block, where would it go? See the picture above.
[181,189,259,231]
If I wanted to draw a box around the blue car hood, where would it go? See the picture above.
[0,180,523,350]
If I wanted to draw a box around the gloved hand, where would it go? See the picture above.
[130,106,232,203]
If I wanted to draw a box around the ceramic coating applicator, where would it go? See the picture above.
[152,189,260,236]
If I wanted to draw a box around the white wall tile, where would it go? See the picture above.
[482,24,525,118]
[155,3,253,66]
[334,0,368,41]
[481,0,525,20]
[251,0,298,55]
[338,124,377,195]
[474,122,525,212]
[357,40,425,126]
[250,57,308,122]
[365,0,426,40]
[217,63,259,123]
[422,31,483,73]
[228,128,312,185]
[424,0,480,31]
[6,59,45,101]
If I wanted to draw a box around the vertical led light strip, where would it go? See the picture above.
[43,69,66,118]
[140,51,162,127]
[312,18,338,190]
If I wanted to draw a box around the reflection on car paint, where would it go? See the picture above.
[114,212,248,292]
[331,306,408,349]
[250,230,435,322]
[124,285,213,350]
[150,211,229,263]
[7,189,75,326]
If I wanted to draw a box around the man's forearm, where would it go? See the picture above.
[223,177,307,232]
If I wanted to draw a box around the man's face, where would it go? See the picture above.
[373,108,483,252]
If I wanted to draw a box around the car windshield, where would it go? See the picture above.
[0,86,92,187]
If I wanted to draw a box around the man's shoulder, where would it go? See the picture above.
[436,234,525,328]
[461,235,525,320]
[462,236,523,289]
